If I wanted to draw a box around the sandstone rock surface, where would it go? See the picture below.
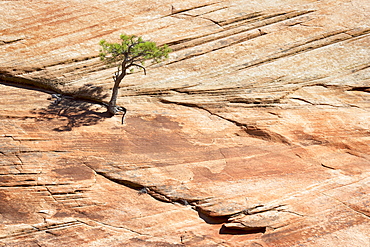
[1,0,370,246]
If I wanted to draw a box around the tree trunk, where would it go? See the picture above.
[108,73,125,116]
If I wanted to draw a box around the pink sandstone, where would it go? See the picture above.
[0,0,369,246]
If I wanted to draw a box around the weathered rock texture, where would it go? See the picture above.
[1,0,370,246]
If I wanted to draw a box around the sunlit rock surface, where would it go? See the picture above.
[1,0,369,246]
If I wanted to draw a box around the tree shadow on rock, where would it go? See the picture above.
[33,84,111,131]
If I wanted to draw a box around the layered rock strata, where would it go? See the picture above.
[1,0,369,246]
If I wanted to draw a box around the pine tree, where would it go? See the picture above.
[99,34,171,115]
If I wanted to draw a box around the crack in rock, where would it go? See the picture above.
[0,38,24,45]
[88,167,283,235]
[223,205,304,233]
[322,193,370,219]
[0,220,83,240]
[160,99,290,144]
[81,218,149,236]
[90,169,206,207]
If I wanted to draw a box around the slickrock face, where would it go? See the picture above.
[1,0,370,246]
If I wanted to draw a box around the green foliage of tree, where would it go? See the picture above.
[99,34,171,116]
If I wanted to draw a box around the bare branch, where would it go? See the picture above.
[129,52,146,63]
[131,63,147,75]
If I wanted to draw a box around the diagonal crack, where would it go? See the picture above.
[159,98,290,144]
[87,167,269,235]
[89,169,206,206]
[322,192,370,219]
[79,218,149,236]
[0,220,83,240]
[84,158,311,236]
[0,38,25,45]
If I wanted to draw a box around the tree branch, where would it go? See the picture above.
[127,41,144,57]
[131,63,147,75]
[127,51,147,65]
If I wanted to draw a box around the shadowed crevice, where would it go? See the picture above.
[197,210,230,224]
[348,86,370,93]
[219,225,266,235]
[91,168,275,236]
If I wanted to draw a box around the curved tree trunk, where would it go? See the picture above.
[108,71,125,116]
